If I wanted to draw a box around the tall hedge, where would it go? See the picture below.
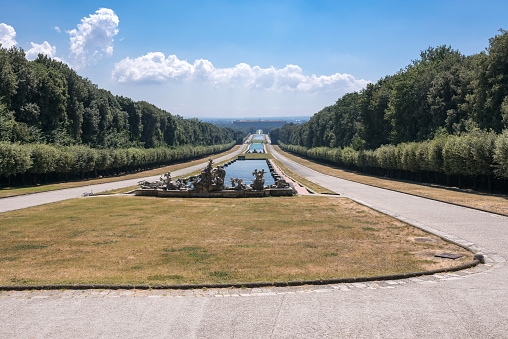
[0,141,235,186]
[279,130,508,191]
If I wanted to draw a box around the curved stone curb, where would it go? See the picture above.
[271,144,506,264]
[0,259,479,292]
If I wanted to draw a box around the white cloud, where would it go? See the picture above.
[112,52,193,83]
[67,8,119,67]
[54,26,61,33]
[112,52,370,93]
[0,23,17,48]
[26,41,57,60]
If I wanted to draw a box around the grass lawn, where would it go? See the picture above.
[0,195,472,286]
[274,146,508,216]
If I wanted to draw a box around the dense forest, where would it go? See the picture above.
[271,30,508,191]
[0,46,244,186]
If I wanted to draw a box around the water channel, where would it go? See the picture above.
[224,159,275,186]
[248,143,265,152]
[252,134,265,141]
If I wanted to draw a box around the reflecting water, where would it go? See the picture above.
[249,143,264,152]
[224,159,275,185]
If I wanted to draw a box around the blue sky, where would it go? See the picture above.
[1,0,507,118]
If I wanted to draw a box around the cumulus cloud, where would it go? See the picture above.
[112,52,369,93]
[0,23,17,48]
[67,8,119,67]
[26,41,57,60]
[112,52,193,83]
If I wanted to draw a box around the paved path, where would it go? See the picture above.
[1,142,507,338]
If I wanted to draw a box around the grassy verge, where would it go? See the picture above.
[241,153,269,159]
[93,186,139,195]
[271,158,335,195]
[274,146,508,216]
[0,195,472,286]
[0,145,241,199]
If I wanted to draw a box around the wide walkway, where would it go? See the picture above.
[0,142,507,338]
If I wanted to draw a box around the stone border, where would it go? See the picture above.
[0,259,479,291]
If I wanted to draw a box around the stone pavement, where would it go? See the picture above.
[0,142,507,338]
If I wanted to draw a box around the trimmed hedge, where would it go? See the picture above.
[0,141,236,186]
[279,130,508,191]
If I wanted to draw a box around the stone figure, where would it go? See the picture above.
[138,179,163,189]
[229,178,247,190]
[275,178,290,188]
[251,168,265,190]
[161,171,172,188]
[192,159,227,192]
[213,166,226,186]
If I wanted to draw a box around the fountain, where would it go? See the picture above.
[134,159,294,198]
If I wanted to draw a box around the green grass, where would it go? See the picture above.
[241,153,269,159]
[0,195,473,286]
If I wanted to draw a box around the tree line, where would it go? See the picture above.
[0,141,235,186]
[271,30,508,149]
[0,46,244,148]
[0,45,245,187]
[271,30,508,191]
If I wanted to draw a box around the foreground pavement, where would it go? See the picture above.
[0,143,507,338]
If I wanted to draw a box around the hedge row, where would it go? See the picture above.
[279,130,508,191]
[0,141,236,185]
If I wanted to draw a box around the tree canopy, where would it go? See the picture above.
[0,46,244,148]
[271,31,508,150]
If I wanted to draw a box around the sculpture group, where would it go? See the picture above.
[137,158,291,196]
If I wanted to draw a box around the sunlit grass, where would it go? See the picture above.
[0,195,472,286]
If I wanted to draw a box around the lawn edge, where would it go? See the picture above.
[0,259,479,291]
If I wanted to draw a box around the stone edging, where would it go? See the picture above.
[0,259,479,291]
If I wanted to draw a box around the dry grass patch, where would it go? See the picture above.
[274,146,508,215]
[0,196,472,286]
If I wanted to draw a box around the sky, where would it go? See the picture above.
[1,0,507,119]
